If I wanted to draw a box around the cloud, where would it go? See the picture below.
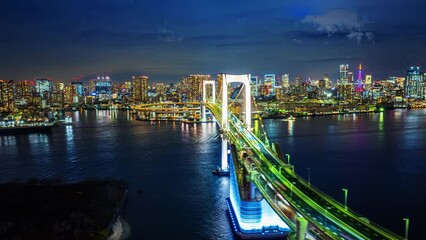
[303,9,376,43]
[292,38,302,44]
[158,26,183,42]
[303,9,364,36]
[365,32,374,41]
[346,31,375,44]
[346,32,363,44]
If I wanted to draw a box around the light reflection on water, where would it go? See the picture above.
[0,109,424,239]
[264,109,425,239]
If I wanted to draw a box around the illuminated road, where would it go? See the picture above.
[207,103,403,240]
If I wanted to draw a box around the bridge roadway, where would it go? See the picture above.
[206,103,403,240]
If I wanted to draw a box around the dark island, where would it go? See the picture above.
[0,178,127,240]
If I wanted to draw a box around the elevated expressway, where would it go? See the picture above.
[207,102,403,240]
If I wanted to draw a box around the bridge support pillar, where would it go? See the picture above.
[221,137,229,171]
[296,217,308,240]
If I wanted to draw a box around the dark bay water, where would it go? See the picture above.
[0,109,424,239]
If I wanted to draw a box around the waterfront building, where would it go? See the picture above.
[0,80,15,112]
[181,74,211,102]
[51,81,65,107]
[71,82,84,96]
[404,66,425,99]
[337,84,354,102]
[132,75,149,103]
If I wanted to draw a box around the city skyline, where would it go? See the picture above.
[1,1,426,83]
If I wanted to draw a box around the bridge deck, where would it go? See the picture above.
[207,103,403,240]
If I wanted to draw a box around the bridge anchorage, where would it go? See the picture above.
[204,74,404,240]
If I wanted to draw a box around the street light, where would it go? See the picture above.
[324,206,332,231]
[290,181,296,200]
[285,154,290,164]
[403,218,409,240]
[306,168,311,186]
[342,188,348,210]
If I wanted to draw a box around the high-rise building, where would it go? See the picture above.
[339,64,349,84]
[324,74,330,88]
[365,75,372,85]
[282,74,290,88]
[182,75,211,102]
[0,80,14,111]
[294,75,302,86]
[404,66,425,98]
[347,72,354,83]
[264,74,276,96]
[94,76,112,100]
[132,76,149,103]
[250,76,259,97]
[35,79,53,98]
[71,82,84,96]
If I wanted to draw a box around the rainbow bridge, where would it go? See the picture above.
[202,74,404,240]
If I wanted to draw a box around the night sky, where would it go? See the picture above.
[1,0,425,83]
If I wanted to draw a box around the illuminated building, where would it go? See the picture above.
[339,64,349,84]
[71,82,84,96]
[35,79,53,98]
[182,74,211,102]
[51,81,65,107]
[355,64,363,92]
[404,66,425,99]
[15,80,32,106]
[0,80,14,112]
[264,74,276,96]
[337,84,354,102]
[156,83,165,95]
[94,76,112,100]
[275,86,283,100]
[294,75,302,86]
[324,74,330,88]
[250,76,259,97]
[132,75,149,103]
[217,74,224,100]
[318,80,326,98]
[365,75,372,85]
[282,74,289,88]
[365,75,373,91]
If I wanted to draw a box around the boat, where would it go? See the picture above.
[212,166,230,176]
[64,116,73,125]
[0,123,54,135]
[288,115,296,121]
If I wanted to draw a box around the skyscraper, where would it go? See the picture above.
[182,75,211,102]
[95,76,112,100]
[294,75,302,86]
[404,66,425,98]
[132,76,149,103]
[264,74,276,96]
[35,79,53,98]
[0,80,14,112]
[250,76,259,97]
[324,74,330,88]
[339,64,349,84]
[282,74,290,88]
[71,82,84,96]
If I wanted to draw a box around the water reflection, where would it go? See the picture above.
[287,119,294,136]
